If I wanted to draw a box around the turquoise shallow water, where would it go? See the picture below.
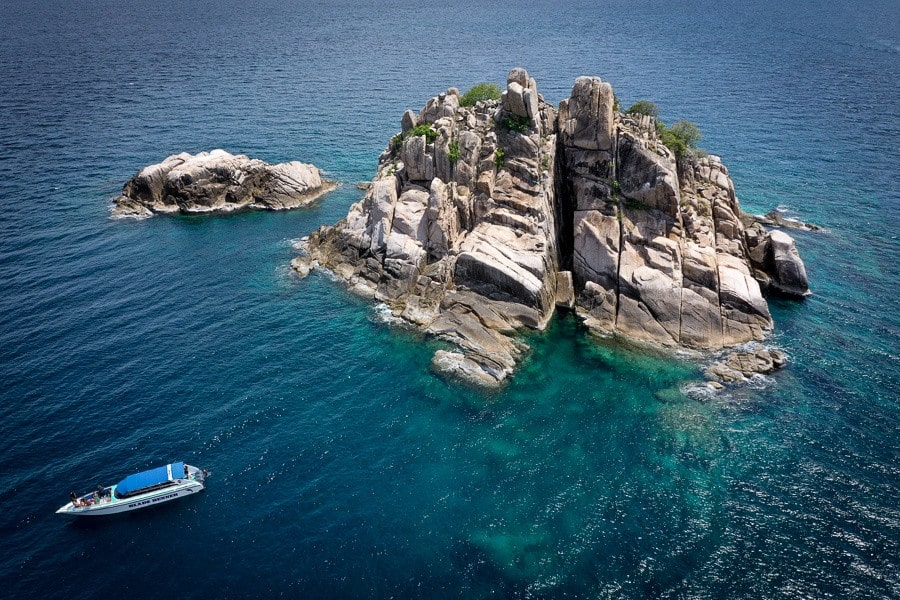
[0,0,898,597]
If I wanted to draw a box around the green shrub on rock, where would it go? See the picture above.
[460,83,502,107]
[626,100,659,118]
[656,119,701,160]
[501,114,531,133]
[408,124,438,143]
[625,99,702,160]
[448,141,460,163]
[494,148,505,169]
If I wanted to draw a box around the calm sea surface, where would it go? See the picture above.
[1,0,897,597]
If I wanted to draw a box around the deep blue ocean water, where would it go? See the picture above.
[1,0,897,597]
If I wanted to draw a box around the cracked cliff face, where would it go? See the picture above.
[563,84,773,350]
[299,69,807,387]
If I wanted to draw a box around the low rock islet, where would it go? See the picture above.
[113,149,336,217]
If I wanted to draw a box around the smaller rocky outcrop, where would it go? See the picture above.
[745,222,811,297]
[752,209,823,232]
[112,149,335,217]
[704,346,788,383]
[766,230,811,296]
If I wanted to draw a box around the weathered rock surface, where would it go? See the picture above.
[113,149,335,217]
[303,69,809,386]
[566,106,774,349]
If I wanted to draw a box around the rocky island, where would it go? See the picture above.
[296,69,810,387]
[113,149,335,217]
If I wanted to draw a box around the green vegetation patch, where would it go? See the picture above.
[389,124,438,154]
[494,148,506,169]
[501,113,532,133]
[448,140,460,163]
[625,99,703,160]
[626,197,646,210]
[460,83,502,107]
[408,124,439,143]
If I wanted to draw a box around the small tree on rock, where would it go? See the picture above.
[656,119,702,160]
[626,100,659,118]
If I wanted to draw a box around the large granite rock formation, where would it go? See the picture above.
[300,69,809,386]
[113,149,335,217]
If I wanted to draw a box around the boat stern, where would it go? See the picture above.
[185,464,207,487]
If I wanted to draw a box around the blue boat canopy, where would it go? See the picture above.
[115,462,185,497]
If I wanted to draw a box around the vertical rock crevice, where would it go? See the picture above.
[614,128,624,329]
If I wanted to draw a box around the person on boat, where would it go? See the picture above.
[69,491,79,507]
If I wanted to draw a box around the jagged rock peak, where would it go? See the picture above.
[113,149,335,217]
[559,76,616,151]
[502,68,540,121]
[300,69,809,387]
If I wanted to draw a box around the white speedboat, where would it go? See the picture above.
[56,462,206,516]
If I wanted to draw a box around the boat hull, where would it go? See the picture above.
[57,463,206,516]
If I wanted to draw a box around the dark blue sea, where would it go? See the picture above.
[1,0,897,597]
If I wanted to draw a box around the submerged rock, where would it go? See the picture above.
[113,149,336,217]
[752,209,823,232]
[303,69,809,386]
